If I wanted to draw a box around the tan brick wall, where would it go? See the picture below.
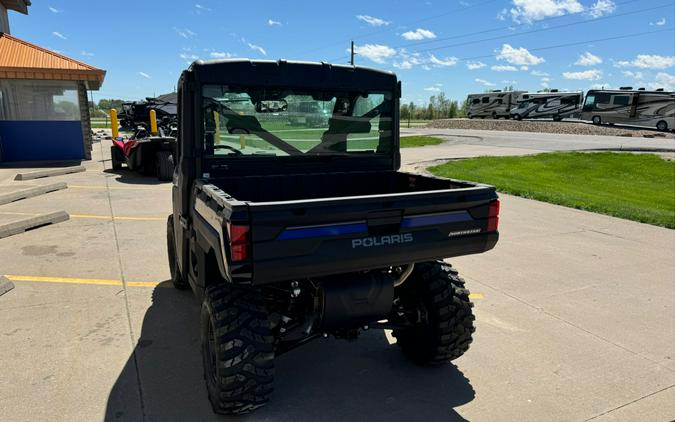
[77,82,92,160]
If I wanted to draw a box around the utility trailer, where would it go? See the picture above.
[581,87,674,131]
[510,90,583,121]
[167,59,500,414]
[466,90,525,119]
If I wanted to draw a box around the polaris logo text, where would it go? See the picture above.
[352,233,414,248]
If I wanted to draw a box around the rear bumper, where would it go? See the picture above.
[248,232,498,284]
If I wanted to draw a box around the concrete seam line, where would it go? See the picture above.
[0,276,15,297]
[0,182,68,205]
[99,140,148,417]
[0,211,70,239]
[14,166,86,181]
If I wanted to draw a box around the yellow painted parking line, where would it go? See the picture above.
[4,274,162,288]
[70,214,165,221]
[69,184,171,191]
[4,274,485,297]
[0,211,164,221]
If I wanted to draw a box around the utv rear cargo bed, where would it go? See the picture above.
[205,171,498,284]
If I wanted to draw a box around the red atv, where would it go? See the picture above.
[110,126,176,181]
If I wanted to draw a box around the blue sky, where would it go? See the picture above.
[8,0,675,104]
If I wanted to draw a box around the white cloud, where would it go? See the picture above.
[393,49,423,69]
[590,83,611,89]
[210,51,234,59]
[650,72,675,90]
[195,4,211,12]
[174,28,196,39]
[651,18,666,26]
[393,55,422,70]
[466,61,486,70]
[429,55,458,67]
[587,0,615,18]
[356,15,390,26]
[508,0,584,23]
[475,78,496,87]
[353,44,396,64]
[575,52,602,66]
[520,66,529,71]
[424,86,442,92]
[179,52,199,65]
[616,55,675,70]
[531,70,549,77]
[541,80,550,88]
[52,32,67,40]
[139,72,151,79]
[502,80,518,84]
[48,6,62,13]
[492,65,518,72]
[81,50,94,57]
[401,28,436,40]
[267,19,282,26]
[541,77,551,82]
[621,70,644,80]
[562,69,602,80]
[496,44,545,66]
[247,43,267,56]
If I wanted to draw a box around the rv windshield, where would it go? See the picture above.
[201,85,394,157]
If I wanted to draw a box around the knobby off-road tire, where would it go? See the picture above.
[166,215,189,290]
[110,146,123,170]
[394,261,475,365]
[201,284,275,415]
[156,151,174,181]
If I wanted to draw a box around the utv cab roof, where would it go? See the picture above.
[186,59,399,92]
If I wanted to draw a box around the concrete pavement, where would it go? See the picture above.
[0,136,673,421]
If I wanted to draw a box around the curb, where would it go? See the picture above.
[0,211,70,239]
[15,166,86,181]
[0,182,68,206]
[0,276,14,297]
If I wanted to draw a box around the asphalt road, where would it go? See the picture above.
[0,135,673,421]
[400,128,675,170]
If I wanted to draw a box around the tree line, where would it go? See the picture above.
[400,92,469,120]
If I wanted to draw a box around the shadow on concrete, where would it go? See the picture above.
[0,160,83,169]
[102,169,169,186]
[105,282,475,421]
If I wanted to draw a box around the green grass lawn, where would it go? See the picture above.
[400,136,444,148]
[429,152,675,229]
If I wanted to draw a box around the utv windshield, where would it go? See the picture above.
[201,85,394,157]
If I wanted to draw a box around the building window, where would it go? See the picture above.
[0,79,80,121]
[481,97,490,103]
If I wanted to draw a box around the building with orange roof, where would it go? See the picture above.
[0,0,106,162]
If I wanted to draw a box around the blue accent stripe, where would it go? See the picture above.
[277,222,367,240]
[401,211,472,228]
[277,211,473,240]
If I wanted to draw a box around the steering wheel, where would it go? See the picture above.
[213,144,244,155]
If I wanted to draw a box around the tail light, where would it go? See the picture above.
[228,224,250,262]
[487,200,500,232]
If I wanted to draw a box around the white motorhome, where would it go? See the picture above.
[466,90,525,119]
[581,87,674,131]
[510,90,583,121]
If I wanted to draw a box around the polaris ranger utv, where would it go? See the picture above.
[167,59,500,415]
